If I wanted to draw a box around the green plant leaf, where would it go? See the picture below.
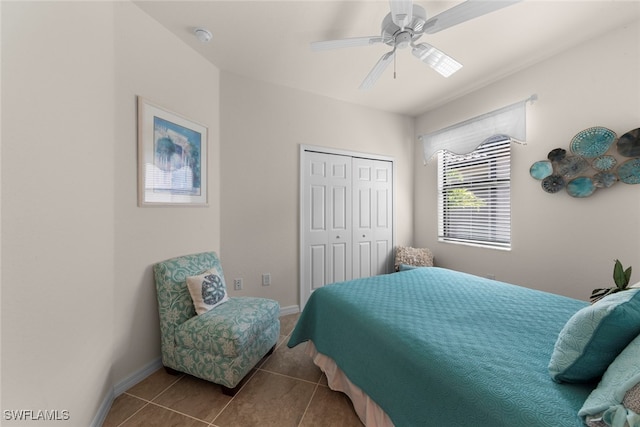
[613,259,626,289]
[624,266,632,288]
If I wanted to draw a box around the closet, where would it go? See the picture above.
[300,147,394,308]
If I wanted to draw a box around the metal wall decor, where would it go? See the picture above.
[530,126,640,197]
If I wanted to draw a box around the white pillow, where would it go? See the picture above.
[186,266,229,315]
[579,333,640,426]
[630,281,640,289]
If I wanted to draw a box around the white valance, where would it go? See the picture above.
[418,94,537,162]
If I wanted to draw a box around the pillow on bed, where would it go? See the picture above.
[186,267,229,315]
[394,246,433,272]
[549,289,640,383]
[579,333,640,427]
[584,381,640,427]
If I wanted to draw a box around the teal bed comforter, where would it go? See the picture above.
[288,267,594,426]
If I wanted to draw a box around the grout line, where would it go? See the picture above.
[298,383,320,427]
[209,367,261,426]
[116,374,191,426]
[257,316,324,387]
[255,366,321,386]
[116,400,150,427]
[119,391,212,426]
[143,400,211,425]
[150,374,185,401]
[125,372,184,403]
[115,391,166,427]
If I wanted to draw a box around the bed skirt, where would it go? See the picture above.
[305,341,394,427]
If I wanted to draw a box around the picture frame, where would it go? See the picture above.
[137,97,208,206]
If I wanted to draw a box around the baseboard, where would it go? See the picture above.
[90,357,163,427]
[279,305,299,316]
[90,388,114,427]
[114,357,163,396]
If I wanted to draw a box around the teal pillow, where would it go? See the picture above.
[578,333,640,426]
[548,289,640,383]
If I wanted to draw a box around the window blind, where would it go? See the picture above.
[437,138,511,250]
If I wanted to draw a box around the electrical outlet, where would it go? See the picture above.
[486,274,496,280]
[233,278,243,291]
[262,273,271,286]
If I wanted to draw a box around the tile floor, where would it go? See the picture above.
[102,314,363,427]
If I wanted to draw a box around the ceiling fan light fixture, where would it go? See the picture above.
[194,28,213,43]
[394,32,413,49]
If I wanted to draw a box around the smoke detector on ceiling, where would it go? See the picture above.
[194,28,213,43]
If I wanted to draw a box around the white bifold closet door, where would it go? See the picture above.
[301,150,393,309]
[352,157,393,280]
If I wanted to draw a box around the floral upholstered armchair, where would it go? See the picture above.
[153,251,280,395]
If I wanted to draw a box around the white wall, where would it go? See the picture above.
[219,72,415,309]
[2,2,221,425]
[414,20,640,300]
[2,2,115,424]
[112,1,220,384]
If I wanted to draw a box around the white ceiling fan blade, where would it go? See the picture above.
[389,0,414,29]
[359,50,395,90]
[424,0,522,34]
[412,43,462,78]
[311,36,384,52]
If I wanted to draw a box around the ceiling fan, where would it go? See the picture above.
[311,0,522,89]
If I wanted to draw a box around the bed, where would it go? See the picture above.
[288,267,624,427]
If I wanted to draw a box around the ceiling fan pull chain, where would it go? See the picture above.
[394,51,397,80]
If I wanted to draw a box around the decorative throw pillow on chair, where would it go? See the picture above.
[186,266,229,315]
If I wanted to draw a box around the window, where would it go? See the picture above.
[437,136,511,250]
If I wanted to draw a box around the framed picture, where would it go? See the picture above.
[137,97,208,206]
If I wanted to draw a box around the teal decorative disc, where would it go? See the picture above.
[530,161,553,180]
[617,128,640,157]
[570,127,616,158]
[566,177,596,197]
[617,158,640,184]
[592,155,617,171]
[557,156,589,178]
[593,172,617,188]
[541,175,565,193]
